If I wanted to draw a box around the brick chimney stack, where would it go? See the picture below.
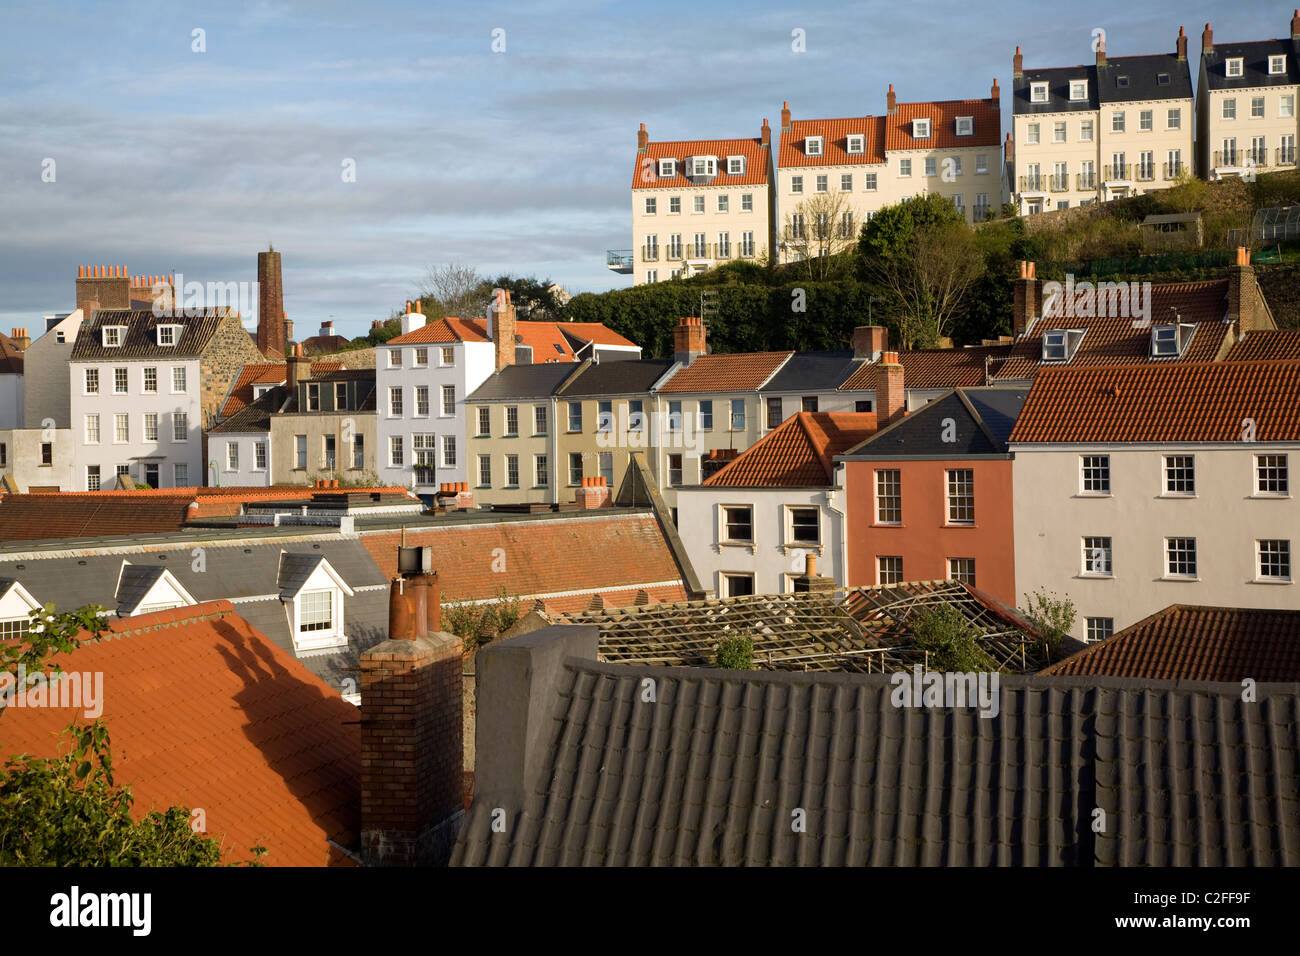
[1096,35,1106,68]
[886,83,897,115]
[875,352,905,427]
[257,246,286,358]
[1202,23,1213,56]
[9,328,30,350]
[673,316,707,366]
[760,117,771,147]
[360,573,462,866]
[1013,45,1023,79]
[991,78,1000,104]
[1293,9,1300,40]
[1228,246,1266,332]
[286,343,309,396]
[1012,260,1040,336]
[400,298,427,335]
[637,122,648,154]
[1177,25,1188,61]
[852,325,888,360]
[780,101,791,134]
[490,288,517,372]
[576,476,611,509]
[1004,132,1014,162]
[75,264,131,315]
[793,551,835,594]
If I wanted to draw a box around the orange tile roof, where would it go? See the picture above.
[632,137,770,189]
[840,346,1010,391]
[658,351,793,393]
[0,331,23,374]
[1225,329,1300,362]
[884,98,1001,151]
[704,412,878,486]
[516,321,576,361]
[560,322,640,349]
[387,317,491,345]
[995,280,1231,380]
[221,361,345,416]
[360,514,686,604]
[0,601,361,866]
[779,116,887,167]
[1041,605,1300,681]
[1008,359,1300,443]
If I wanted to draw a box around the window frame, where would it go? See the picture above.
[720,505,754,544]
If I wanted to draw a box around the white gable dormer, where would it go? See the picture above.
[0,580,42,639]
[278,554,355,655]
[101,325,127,347]
[156,324,182,347]
[114,561,198,617]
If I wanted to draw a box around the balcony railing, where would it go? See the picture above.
[1103,163,1133,182]
[1136,165,1156,182]
[641,245,659,262]
[1048,174,1069,192]
[1019,174,1045,192]
[1077,173,1097,190]
[1163,162,1185,180]
[1277,146,1297,166]
[1214,150,1239,168]
[606,250,634,273]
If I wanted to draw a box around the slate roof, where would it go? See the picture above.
[0,601,361,866]
[1013,52,1191,115]
[114,563,169,614]
[210,386,282,433]
[466,362,583,401]
[359,512,691,615]
[1224,328,1300,362]
[1009,359,1300,443]
[1014,65,1100,114]
[279,369,377,414]
[1041,605,1300,681]
[840,388,1027,458]
[704,412,877,486]
[841,346,1011,391]
[453,654,1300,866]
[632,136,771,189]
[760,351,858,392]
[70,308,233,360]
[1202,37,1300,90]
[222,361,345,417]
[557,359,674,397]
[658,351,793,393]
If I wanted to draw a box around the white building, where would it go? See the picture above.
[0,330,26,430]
[1009,360,1300,642]
[674,411,876,597]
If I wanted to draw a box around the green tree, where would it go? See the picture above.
[1020,588,1077,659]
[859,192,968,262]
[441,590,523,652]
[910,604,998,672]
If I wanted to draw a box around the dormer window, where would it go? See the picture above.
[846,134,865,154]
[805,136,824,156]
[1069,80,1088,101]
[1042,329,1085,362]
[912,119,931,139]
[156,324,180,346]
[1151,323,1195,359]
[726,155,745,175]
[1270,54,1287,75]
[658,158,677,177]
[1115,75,1129,88]
[1226,58,1244,78]
[689,156,717,177]
[1157,73,1170,86]
[279,553,354,655]
[1030,82,1049,103]
[252,384,272,400]
[955,116,974,136]
[102,326,125,347]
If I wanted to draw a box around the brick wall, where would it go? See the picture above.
[360,627,464,866]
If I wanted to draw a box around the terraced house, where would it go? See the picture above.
[1198,13,1300,180]
[1010,27,1195,215]
[777,82,1003,249]
[627,121,777,283]
[1009,360,1300,642]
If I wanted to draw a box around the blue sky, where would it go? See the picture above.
[0,0,1284,337]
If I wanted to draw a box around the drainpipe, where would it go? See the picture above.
[549,395,560,505]
[826,461,849,586]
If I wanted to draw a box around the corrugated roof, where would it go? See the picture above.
[0,601,361,866]
[705,411,877,486]
[1041,605,1300,681]
[658,351,793,393]
[1009,359,1300,443]
[632,137,770,189]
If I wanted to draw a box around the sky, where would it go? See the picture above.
[0,0,1285,338]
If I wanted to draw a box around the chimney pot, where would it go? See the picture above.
[886,83,897,114]
[1013,45,1023,78]
[780,100,792,133]
[1202,23,1213,55]
[1177,25,1188,60]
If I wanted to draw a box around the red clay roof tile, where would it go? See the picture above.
[1224,328,1300,362]
[222,361,345,416]
[841,346,1011,391]
[658,351,793,393]
[632,137,770,189]
[704,412,877,486]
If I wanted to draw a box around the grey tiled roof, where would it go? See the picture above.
[1203,39,1300,90]
[759,351,858,393]
[452,663,1300,866]
[467,362,582,401]
[838,388,1027,458]
[114,564,168,614]
[70,308,233,360]
[1013,55,1191,114]
[208,386,283,433]
[557,359,674,397]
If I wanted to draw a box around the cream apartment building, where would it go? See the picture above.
[776,84,1003,257]
[630,122,777,284]
[1009,361,1300,643]
[1011,30,1195,215]
[1198,16,1300,180]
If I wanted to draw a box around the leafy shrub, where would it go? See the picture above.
[715,632,756,670]
[910,605,998,673]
